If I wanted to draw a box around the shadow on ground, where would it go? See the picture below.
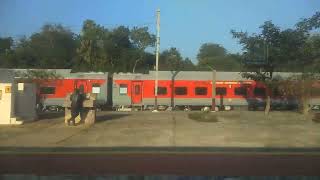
[38,112,64,120]
[95,113,130,123]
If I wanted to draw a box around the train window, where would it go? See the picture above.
[234,87,247,96]
[92,83,100,87]
[254,87,266,96]
[92,83,101,94]
[119,84,128,95]
[195,87,207,95]
[40,87,55,94]
[216,87,226,96]
[155,87,167,95]
[134,85,140,95]
[175,87,187,95]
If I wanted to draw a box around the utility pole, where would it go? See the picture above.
[153,8,160,112]
[211,69,216,111]
[207,65,216,111]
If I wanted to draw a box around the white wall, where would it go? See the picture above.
[0,83,14,124]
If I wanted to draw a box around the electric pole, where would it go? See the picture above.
[154,8,160,112]
[207,65,216,111]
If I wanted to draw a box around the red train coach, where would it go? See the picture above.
[8,69,319,111]
[113,71,320,111]
[112,71,271,110]
[35,70,109,111]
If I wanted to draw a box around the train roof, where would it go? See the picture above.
[113,71,303,81]
[0,69,108,80]
[63,72,108,79]
[0,69,309,81]
[0,69,16,83]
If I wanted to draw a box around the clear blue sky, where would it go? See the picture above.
[1,0,319,62]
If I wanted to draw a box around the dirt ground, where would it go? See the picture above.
[0,111,320,148]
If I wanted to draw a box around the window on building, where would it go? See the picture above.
[195,87,207,95]
[119,84,128,95]
[216,87,227,96]
[40,87,56,94]
[155,87,167,95]
[175,87,187,95]
[234,87,247,96]
[254,87,266,96]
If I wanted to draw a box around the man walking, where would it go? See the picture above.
[67,88,84,126]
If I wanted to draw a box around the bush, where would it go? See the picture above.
[188,112,218,123]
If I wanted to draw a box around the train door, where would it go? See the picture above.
[131,81,142,104]
[75,80,88,93]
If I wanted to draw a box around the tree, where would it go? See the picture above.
[0,37,14,67]
[75,20,109,72]
[130,26,156,73]
[231,12,320,115]
[106,26,133,73]
[28,24,78,68]
[296,12,320,32]
[1,24,78,69]
[197,43,241,71]
[74,20,157,73]
[159,47,185,108]
[277,73,319,116]
[181,57,196,71]
[0,37,13,54]
[160,47,184,71]
[231,21,282,115]
[197,43,226,60]
[13,37,38,68]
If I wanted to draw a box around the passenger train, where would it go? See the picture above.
[8,69,320,111]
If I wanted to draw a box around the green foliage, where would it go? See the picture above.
[160,47,183,71]
[0,20,158,73]
[197,43,241,71]
[159,47,196,71]
[296,12,320,31]
[130,26,156,73]
[75,20,109,72]
[0,37,13,54]
[0,24,78,69]
[231,12,320,74]
[276,73,320,115]
[130,27,156,50]
[182,57,196,71]
[1,12,319,74]
[0,37,15,67]
[197,43,226,59]
[73,20,156,73]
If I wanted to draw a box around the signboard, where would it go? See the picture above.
[18,83,24,91]
[92,87,101,94]
[119,87,128,95]
[5,86,11,93]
